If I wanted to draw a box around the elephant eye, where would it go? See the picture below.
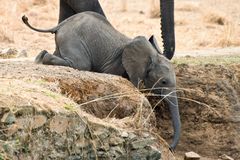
[146,68,151,76]
[161,79,167,85]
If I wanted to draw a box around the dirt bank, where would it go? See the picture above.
[152,63,240,159]
[0,60,175,159]
[0,59,239,159]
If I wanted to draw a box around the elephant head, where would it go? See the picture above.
[122,36,180,150]
[160,0,175,60]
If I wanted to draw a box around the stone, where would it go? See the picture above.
[121,131,129,138]
[95,129,110,140]
[219,154,234,160]
[142,132,150,138]
[110,146,124,156]
[32,115,47,129]
[97,151,108,158]
[148,146,161,160]
[0,48,18,58]
[1,112,16,124]
[17,49,28,58]
[128,132,137,140]
[49,115,69,134]
[184,151,201,160]
[130,138,155,149]
[6,124,18,135]
[130,148,149,160]
[109,136,124,146]
[68,155,82,160]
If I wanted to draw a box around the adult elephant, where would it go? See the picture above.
[58,0,175,59]
[58,0,106,23]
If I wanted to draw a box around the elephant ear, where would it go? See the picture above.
[122,36,153,87]
[149,35,162,54]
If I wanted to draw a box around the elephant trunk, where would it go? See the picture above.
[160,0,175,60]
[163,89,181,150]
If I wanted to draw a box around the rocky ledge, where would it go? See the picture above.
[0,60,174,160]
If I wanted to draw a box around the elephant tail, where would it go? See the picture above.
[22,15,59,34]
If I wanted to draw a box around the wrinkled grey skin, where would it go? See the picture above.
[22,12,180,150]
[58,0,175,60]
[59,0,105,23]
[160,0,175,60]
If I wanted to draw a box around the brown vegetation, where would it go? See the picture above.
[0,0,240,54]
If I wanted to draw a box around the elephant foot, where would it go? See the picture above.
[35,50,48,64]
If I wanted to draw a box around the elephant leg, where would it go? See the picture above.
[35,50,48,64]
[58,46,91,71]
[66,0,106,17]
[59,0,75,23]
[35,50,70,67]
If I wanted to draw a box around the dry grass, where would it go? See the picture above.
[0,0,240,56]
[147,0,160,18]
[0,27,14,43]
[120,0,127,12]
[0,0,58,54]
[32,0,47,6]
[176,2,199,12]
[215,23,240,47]
[118,0,160,18]
[203,10,229,25]
[202,9,240,47]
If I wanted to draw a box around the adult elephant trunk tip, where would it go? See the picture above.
[160,0,175,60]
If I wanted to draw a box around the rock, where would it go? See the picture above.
[130,138,156,149]
[130,146,161,160]
[128,132,137,140]
[49,115,69,134]
[109,136,124,146]
[184,151,201,160]
[130,148,149,160]
[219,154,234,160]
[17,49,28,58]
[143,132,150,138]
[32,115,47,129]
[6,124,19,136]
[121,131,129,138]
[95,128,110,140]
[1,112,16,124]
[0,48,18,58]
[148,147,161,160]
[108,146,124,159]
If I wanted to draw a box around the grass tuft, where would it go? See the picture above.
[203,10,229,25]
[147,0,160,18]
[0,27,14,43]
[173,55,240,65]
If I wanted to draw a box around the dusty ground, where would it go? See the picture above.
[159,63,240,159]
[0,0,240,56]
[0,0,240,159]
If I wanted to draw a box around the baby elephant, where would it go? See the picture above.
[22,12,180,150]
